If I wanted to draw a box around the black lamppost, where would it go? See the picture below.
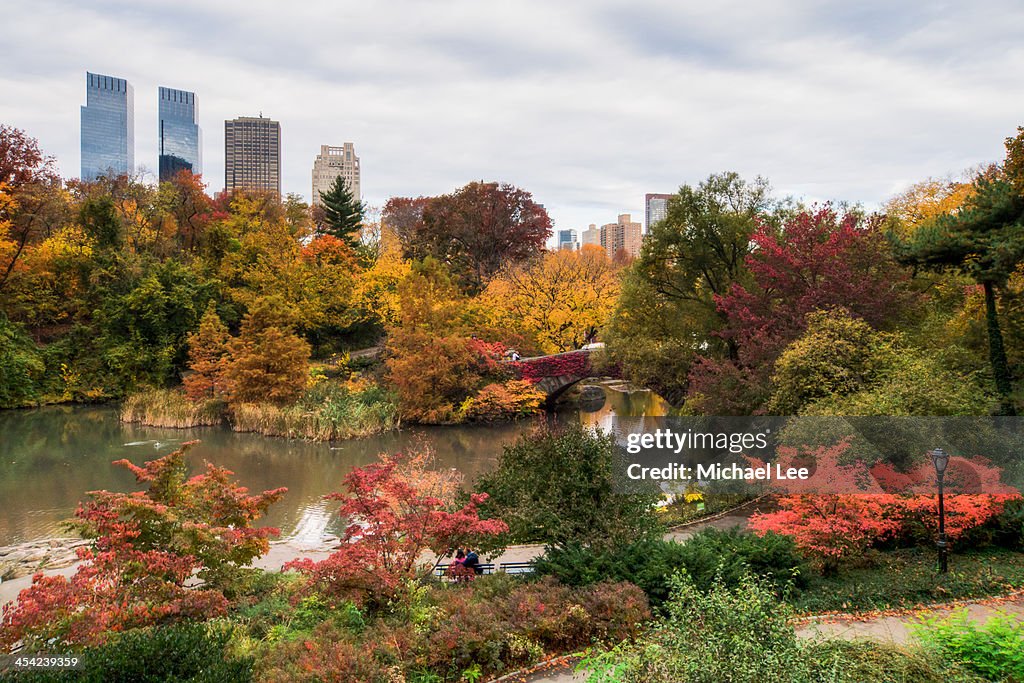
[931,447,949,574]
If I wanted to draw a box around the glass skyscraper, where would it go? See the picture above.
[158,87,202,182]
[80,72,134,181]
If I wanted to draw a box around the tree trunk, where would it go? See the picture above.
[984,280,1016,416]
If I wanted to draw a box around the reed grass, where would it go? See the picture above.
[230,383,399,441]
[120,388,226,428]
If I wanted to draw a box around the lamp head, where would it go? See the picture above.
[930,448,949,476]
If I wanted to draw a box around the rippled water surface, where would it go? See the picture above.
[0,384,670,546]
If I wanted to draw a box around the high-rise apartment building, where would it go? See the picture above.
[600,214,643,259]
[158,87,201,182]
[557,229,578,251]
[80,72,134,181]
[224,116,281,194]
[581,224,600,248]
[311,143,360,205]
[645,193,673,231]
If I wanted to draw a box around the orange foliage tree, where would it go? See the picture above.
[223,296,311,406]
[183,301,230,400]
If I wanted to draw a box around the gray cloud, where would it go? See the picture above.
[1,0,1022,233]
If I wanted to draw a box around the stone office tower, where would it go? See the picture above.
[158,87,202,182]
[224,116,281,194]
[80,72,134,181]
[311,143,361,205]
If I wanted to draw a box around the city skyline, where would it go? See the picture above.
[7,0,1024,229]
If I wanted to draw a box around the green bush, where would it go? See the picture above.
[475,425,663,551]
[583,572,808,683]
[989,498,1024,550]
[0,622,253,682]
[914,610,1024,681]
[534,528,807,607]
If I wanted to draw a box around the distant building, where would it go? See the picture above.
[557,229,578,251]
[311,143,361,205]
[645,193,673,231]
[158,87,202,182]
[581,224,601,248]
[224,116,281,194]
[81,72,134,181]
[600,214,643,258]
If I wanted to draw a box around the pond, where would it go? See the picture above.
[0,382,670,547]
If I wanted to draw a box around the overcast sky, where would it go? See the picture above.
[2,0,1023,232]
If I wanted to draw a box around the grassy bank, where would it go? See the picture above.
[230,382,399,440]
[120,388,225,428]
[120,382,399,441]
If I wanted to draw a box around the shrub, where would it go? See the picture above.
[0,622,254,683]
[534,528,807,607]
[460,380,545,421]
[0,444,285,649]
[804,639,984,683]
[0,314,44,408]
[583,573,808,683]
[475,425,662,551]
[914,610,1024,681]
[285,451,507,607]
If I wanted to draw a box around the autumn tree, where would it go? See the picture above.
[381,195,429,247]
[0,443,286,649]
[605,173,776,404]
[317,175,364,248]
[688,206,915,414]
[483,246,621,353]
[0,127,67,295]
[384,259,487,422]
[183,302,230,400]
[391,182,551,293]
[158,169,213,252]
[223,296,311,406]
[285,451,507,606]
[894,161,1024,415]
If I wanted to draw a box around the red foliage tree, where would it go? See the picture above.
[0,443,285,649]
[688,206,915,413]
[286,452,508,605]
[388,182,552,293]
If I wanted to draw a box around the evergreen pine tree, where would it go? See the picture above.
[318,175,364,248]
[894,173,1024,415]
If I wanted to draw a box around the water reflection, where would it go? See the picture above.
[0,383,667,546]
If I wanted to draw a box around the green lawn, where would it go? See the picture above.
[790,546,1024,615]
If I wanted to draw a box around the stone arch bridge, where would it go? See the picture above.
[510,349,615,404]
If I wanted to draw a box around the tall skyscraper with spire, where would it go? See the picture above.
[224,116,281,194]
[80,72,134,180]
[158,87,202,182]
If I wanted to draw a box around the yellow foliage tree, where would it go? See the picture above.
[884,174,977,235]
[482,246,621,354]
